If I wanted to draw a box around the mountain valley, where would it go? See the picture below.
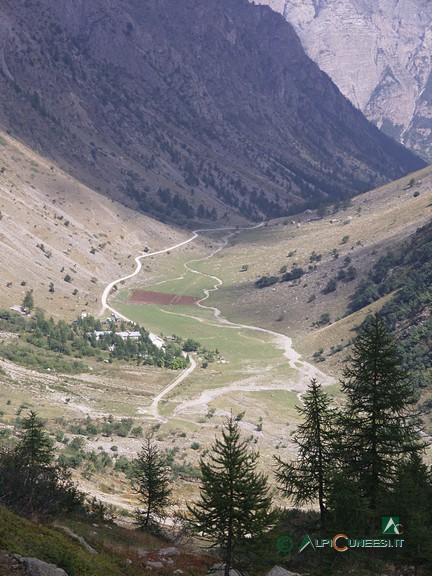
[0,1,432,573]
[1,129,431,515]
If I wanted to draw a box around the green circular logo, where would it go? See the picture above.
[276,535,295,554]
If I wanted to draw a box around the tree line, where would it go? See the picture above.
[0,309,189,369]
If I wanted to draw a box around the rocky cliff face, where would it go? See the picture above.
[0,0,425,224]
[254,0,432,162]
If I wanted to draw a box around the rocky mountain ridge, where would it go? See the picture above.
[0,0,425,224]
[253,0,432,162]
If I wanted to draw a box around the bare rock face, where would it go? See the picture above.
[253,0,432,161]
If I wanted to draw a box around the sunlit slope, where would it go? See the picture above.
[0,132,188,319]
[114,166,432,377]
[195,167,432,343]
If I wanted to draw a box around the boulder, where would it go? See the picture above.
[266,566,301,576]
[146,560,164,569]
[158,546,180,556]
[136,548,148,558]
[19,557,68,576]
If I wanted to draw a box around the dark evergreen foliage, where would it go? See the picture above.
[22,289,35,312]
[336,314,425,530]
[280,267,305,283]
[0,309,188,370]
[255,275,279,289]
[347,222,432,388]
[0,412,83,517]
[186,415,278,576]
[131,434,172,533]
[390,454,432,572]
[275,378,335,527]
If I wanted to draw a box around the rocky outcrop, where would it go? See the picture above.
[14,556,68,576]
[54,525,98,555]
[253,0,432,161]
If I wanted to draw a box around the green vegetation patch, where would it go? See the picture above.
[0,340,88,374]
[0,309,188,372]
[348,221,432,389]
[0,505,131,576]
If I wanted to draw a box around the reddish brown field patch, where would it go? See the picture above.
[127,290,200,306]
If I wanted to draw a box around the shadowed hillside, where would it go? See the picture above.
[0,0,425,224]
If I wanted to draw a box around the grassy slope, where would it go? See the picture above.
[0,505,213,575]
[195,166,432,367]
[0,131,189,320]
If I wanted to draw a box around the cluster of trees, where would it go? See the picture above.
[0,412,83,518]
[131,315,431,575]
[348,222,432,390]
[256,256,358,294]
[280,315,431,572]
[255,266,306,289]
[0,310,189,370]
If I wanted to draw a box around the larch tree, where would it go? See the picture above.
[186,415,278,576]
[131,433,172,533]
[338,313,425,530]
[275,378,335,527]
[18,410,53,468]
[0,411,82,517]
[22,289,34,312]
[390,454,432,574]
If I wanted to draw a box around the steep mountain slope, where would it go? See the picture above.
[0,0,425,224]
[193,165,432,366]
[0,131,188,319]
[255,0,432,161]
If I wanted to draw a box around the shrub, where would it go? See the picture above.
[315,313,331,327]
[281,267,305,283]
[183,338,200,352]
[255,275,278,289]
[309,251,322,263]
[323,278,337,293]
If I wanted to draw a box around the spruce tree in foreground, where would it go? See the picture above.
[275,378,335,527]
[337,314,425,530]
[0,411,82,517]
[186,415,278,576]
[131,433,172,533]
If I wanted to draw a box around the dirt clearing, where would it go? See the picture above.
[127,290,199,306]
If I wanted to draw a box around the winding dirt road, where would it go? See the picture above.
[99,223,333,419]
[99,226,261,418]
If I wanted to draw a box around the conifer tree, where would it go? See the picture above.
[390,454,432,574]
[18,410,53,468]
[0,411,81,517]
[338,313,424,529]
[275,378,335,527]
[22,289,34,312]
[131,433,172,532]
[186,415,278,576]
